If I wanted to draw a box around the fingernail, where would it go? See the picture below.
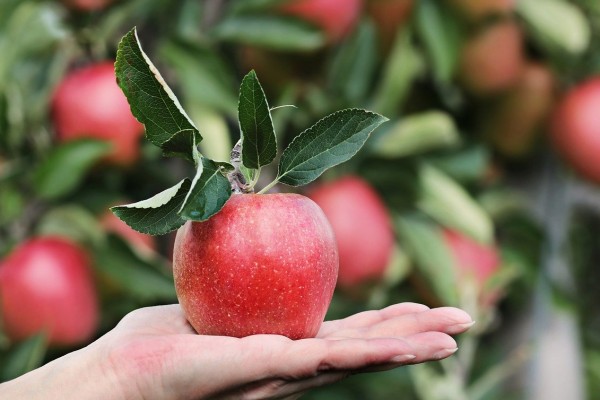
[389,354,416,363]
[433,347,458,360]
[448,321,476,334]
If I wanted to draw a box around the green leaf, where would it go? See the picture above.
[238,70,277,169]
[328,20,378,103]
[36,205,105,246]
[415,0,464,83]
[428,145,490,183]
[372,28,424,117]
[213,15,326,51]
[276,109,388,187]
[417,164,493,244]
[115,27,201,161]
[158,39,238,116]
[0,333,47,381]
[370,111,460,158]
[92,235,176,302]
[111,179,192,235]
[395,214,459,306]
[179,157,232,221]
[517,0,590,56]
[33,139,111,200]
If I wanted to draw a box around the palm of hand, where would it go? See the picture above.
[96,303,472,400]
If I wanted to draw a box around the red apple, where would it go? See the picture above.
[551,77,600,184]
[100,210,156,256]
[172,193,338,339]
[365,0,414,55]
[458,20,524,96]
[51,62,144,166]
[61,0,114,11]
[308,176,394,290]
[278,0,363,43]
[447,0,514,21]
[442,229,500,304]
[0,237,98,346]
[484,63,556,158]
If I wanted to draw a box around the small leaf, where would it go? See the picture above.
[179,157,232,221]
[517,0,590,56]
[372,28,424,116]
[158,39,238,116]
[328,20,378,103]
[370,111,460,158]
[417,164,493,244]
[0,333,47,381]
[415,0,464,83]
[115,27,201,161]
[395,214,459,306]
[213,14,326,51]
[111,179,192,235]
[238,70,277,169]
[92,235,176,302]
[161,129,202,163]
[33,139,111,200]
[277,109,388,186]
[36,205,104,246]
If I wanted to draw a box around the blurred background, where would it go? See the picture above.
[1,0,600,398]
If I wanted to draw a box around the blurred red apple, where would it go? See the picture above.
[308,176,394,290]
[484,63,556,158]
[51,62,144,166]
[366,0,414,55]
[100,211,156,256]
[458,20,524,96]
[447,0,514,21]
[61,0,114,11]
[278,0,363,43]
[0,237,99,346]
[173,193,338,339]
[443,229,500,304]
[551,77,600,184]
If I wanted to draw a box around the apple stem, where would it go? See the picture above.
[257,178,279,194]
[228,140,253,193]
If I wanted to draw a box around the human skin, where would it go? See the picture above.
[0,303,473,400]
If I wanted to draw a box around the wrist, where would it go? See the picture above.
[0,341,125,400]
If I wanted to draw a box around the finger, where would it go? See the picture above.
[223,372,348,400]
[317,303,431,338]
[403,331,459,364]
[331,307,473,339]
[115,304,195,335]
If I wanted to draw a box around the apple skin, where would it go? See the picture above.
[551,77,600,184]
[62,0,114,11]
[0,237,99,346]
[458,20,524,96]
[308,176,394,290]
[484,63,555,158]
[365,0,414,55]
[51,62,144,166]
[447,0,514,21]
[278,0,363,43]
[172,193,338,339]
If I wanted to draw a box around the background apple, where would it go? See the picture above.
[51,62,144,166]
[443,229,500,300]
[551,77,600,184]
[61,0,114,11]
[278,0,363,43]
[308,176,394,290]
[172,193,338,339]
[0,237,99,346]
[458,19,524,96]
[483,63,556,158]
